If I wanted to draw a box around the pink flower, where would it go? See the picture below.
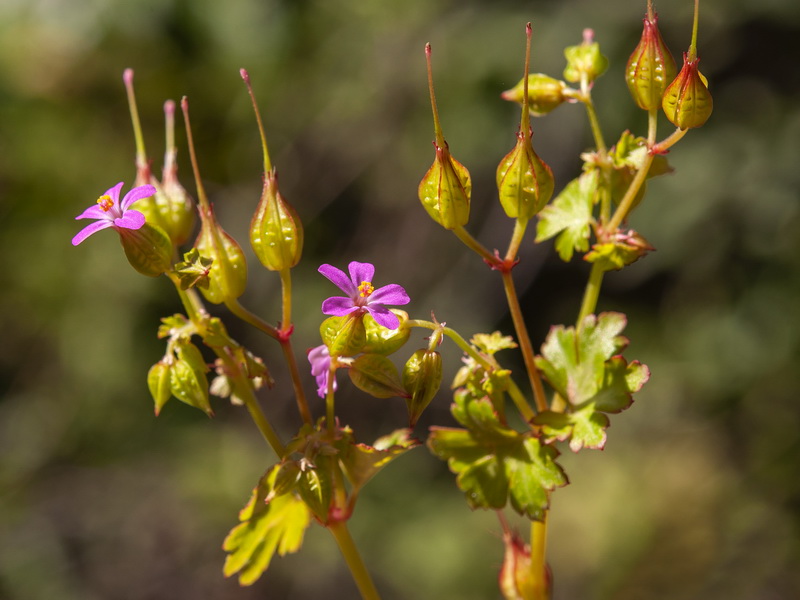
[71,182,155,246]
[308,344,336,398]
[318,261,410,330]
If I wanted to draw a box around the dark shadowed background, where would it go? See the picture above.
[1,0,799,598]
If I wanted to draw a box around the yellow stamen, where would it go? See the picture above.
[96,194,114,212]
[358,281,374,298]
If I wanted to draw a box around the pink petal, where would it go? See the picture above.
[321,296,360,317]
[368,284,410,306]
[71,220,113,246]
[103,182,125,206]
[367,305,400,330]
[114,209,146,230]
[121,184,157,211]
[348,261,375,287]
[75,205,111,220]
[319,264,356,296]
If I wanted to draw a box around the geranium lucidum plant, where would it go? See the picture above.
[71,1,712,598]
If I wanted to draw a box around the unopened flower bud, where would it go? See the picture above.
[626,10,677,111]
[662,52,713,129]
[563,28,608,84]
[402,349,443,427]
[498,526,550,600]
[147,360,172,415]
[169,340,212,416]
[194,205,248,304]
[584,228,654,271]
[118,222,173,277]
[501,74,568,116]
[250,171,303,271]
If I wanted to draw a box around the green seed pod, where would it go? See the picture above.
[194,205,248,304]
[496,131,554,220]
[418,141,472,230]
[626,11,677,111]
[501,74,568,116]
[349,354,407,399]
[402,349,443,427]
[169,340,212,415]
[563,29,608,84]
[662,53,713,129]
[250,171,303,271]
[320,314,367,358]
[361,311,410,355]
[118,222,173,277]
[147,360,172,415]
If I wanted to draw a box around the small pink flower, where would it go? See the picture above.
[318,261,410,330]
[71,182,155,246]
[308,344,336,398]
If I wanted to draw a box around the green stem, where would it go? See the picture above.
[453,225,496,264]
[329,521,382,600]
[279,268,293,332]
[166,275,285,456]
[530,512,550,600]
[224,354,286,457]
[226,298,313,424]
[501,271,548,413]
[689,0,700,61]
[576,262,604,330]
[606,151,653,232]
[225,298,280,340]
[652,127,689,154]
[505,218,528,263]
[582,93,607,156]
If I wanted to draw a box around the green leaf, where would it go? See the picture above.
[535,170,597,261]
[173,247,213,290]
[534,405,610,452]
[223,466,311,586]
[339,428,420,495]
[428,394,566,520]
[157,314,190,339]
[533,313,650,451]
[296,454,334,522]
[535,312,629,405]
[470,331,518,355]
[583,241,644,271]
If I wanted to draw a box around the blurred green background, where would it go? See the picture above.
[1,0,799,598]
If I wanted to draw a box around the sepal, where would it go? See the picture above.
[118,222,173,277]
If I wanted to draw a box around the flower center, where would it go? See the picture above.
[357,281,374,298]
[96,194,114,212]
